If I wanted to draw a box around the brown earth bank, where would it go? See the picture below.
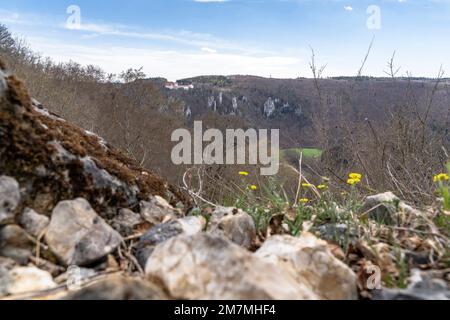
[0,61,190,218]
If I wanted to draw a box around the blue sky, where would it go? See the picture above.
[1,0,450,80]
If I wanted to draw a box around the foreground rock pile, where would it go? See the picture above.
[0,61,448,300]
[0,173,358,300]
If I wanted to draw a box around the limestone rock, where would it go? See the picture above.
[19,208,49,238]
[111,208,144,236]
[45,198,122,266]
[62,275,167,300]
[145,234,318,300]
[360,192,400,225]
[264,97,276,118]
[373,269,450,300]
[0,225,34,264]
[0,69,7,96]
[316,223,357,243]
[0,257,16,296]
[207,207,256,249]
[256,233,358,300]
[140,196,181,226]
[0,257,16,270]
[53,266,97,291]
[136,216,205,268]
[1,266,56,296]
[0,176,21,225]
[0,66,190,220]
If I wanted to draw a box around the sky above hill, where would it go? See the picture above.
[1,0,450,80]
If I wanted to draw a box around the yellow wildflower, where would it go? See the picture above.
[347,178,360,186]
[317,185,328,190]
[239,171,249,176]
[299,198,309,204]
[249,185,258,191]
[302,183,313,188]
[349,173,362,180]
[434,173,449,183]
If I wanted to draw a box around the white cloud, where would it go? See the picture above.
[24,36,303,81]
[344,6,353,11]
[75,23,116,33]
[3,8,305,80]
[61,20,265,56]
[201,47,218,53]
[1,11,20,23]
[0,9,43,26]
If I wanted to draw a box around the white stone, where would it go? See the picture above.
[4,266,56,296]
[140,196,180,226]
[19,208,49,238]
[145,234,318,300]
[0,176,21,225]
[256,233,358,300]
[136,216,206,268]
[207,207,256,249]
[45,198,122,266]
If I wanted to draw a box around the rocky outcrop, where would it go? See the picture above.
[0,65,189,218]
[232,97,238,110]
[0,60,192,297]
[264,97,276,118]
[207,96,217,112]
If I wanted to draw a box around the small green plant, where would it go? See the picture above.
[232,168,368,238]
[431,164,450,235]
[435,213,450,236]
[444,163,450,210]
[234,175,288,232]
[395,250,410,289]
[284,205,314,236]
[434,164,450,210]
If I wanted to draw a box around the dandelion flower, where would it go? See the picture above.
[317,185,328,190]
[349,173,362,180]
[239,171,249,176]
[249,185,258,191]
[302,183,313,188]
[433,173,449,183]
[299,198,309,204]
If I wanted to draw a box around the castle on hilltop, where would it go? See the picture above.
[165,82,194,91]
